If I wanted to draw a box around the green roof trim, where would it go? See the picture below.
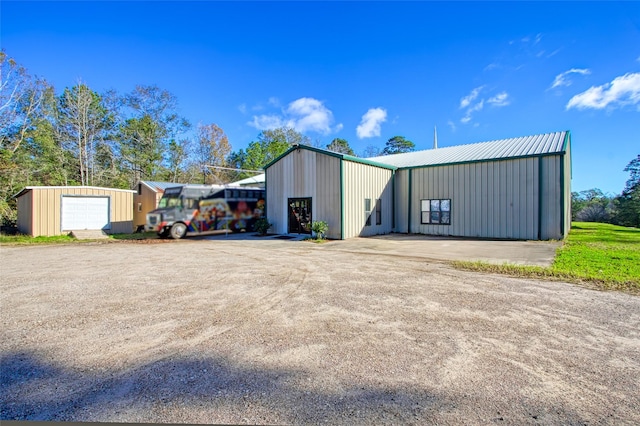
[397,151,566,172]
[263,144,397,171]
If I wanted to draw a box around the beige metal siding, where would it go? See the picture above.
[343,161,393,238]
[266,149,341,238]
[394,169,409,233]
[409,157,539,239]
[17,187,133,236]
[133,184,161,227]
[539,155,564,240]
[16,190,33,236]
[315,154,341,239]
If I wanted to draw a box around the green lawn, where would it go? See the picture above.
[454,222,640,293]
[0,232,157,245]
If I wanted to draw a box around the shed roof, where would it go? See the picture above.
[139,181,184,192]
[368,131,570,168]
[14,185,136,199]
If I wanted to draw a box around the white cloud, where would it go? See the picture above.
[286,97,336,134]
[250,114,284,130]
[488,92,510,107]
[249,97,340,134]
[461,99,484,124]
[460,86,484,109]
[268,97,280,107]
[238,103,247,114]
[356,107,387,139]
[566,72,640,110]
[550,68,591,89]
[447,120,456,132]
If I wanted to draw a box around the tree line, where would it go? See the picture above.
[1,51,418,226]
[572,156,640,228]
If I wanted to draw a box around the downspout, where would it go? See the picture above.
[560,153,565,238]
[538,157,543,241]
[340,158,345,240]
[407,169,412,234]
[392,170,396,231]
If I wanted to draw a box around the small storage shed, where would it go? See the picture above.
[133,181,184,228]
[16,186,135,237]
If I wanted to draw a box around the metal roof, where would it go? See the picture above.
[229,174,266,186]
[140,181,184,192]
[367,131,569,168]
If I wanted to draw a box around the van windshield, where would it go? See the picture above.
[158,194,181,208]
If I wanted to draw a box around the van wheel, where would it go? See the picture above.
[170,223,187,239]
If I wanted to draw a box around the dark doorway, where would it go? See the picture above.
[288,198,312,234]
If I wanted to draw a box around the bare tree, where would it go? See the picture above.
[0,50,48,153]
[56,82,111,185]
[195,123,232,184]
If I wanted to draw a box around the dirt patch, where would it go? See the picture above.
[1,239,639,424]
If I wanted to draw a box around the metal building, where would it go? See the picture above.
[265,131,571,240]
[265,146,396,239]
[15,186,135,237]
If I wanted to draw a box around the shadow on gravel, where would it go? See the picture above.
[1,350,588,424]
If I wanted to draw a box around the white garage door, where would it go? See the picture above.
[61,196,110,231]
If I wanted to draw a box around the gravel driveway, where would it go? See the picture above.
[1,238,639,424]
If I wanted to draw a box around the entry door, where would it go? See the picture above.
[288,198,312,234]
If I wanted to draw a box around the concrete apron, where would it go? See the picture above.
[319,233,561,267]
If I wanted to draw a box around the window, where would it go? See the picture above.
[137,202,142,212]
[364,198,371,226]
[375,199,382,225]
[421,199,451,225]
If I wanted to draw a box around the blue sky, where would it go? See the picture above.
[2,1,639,194]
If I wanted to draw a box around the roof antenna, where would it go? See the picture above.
[433,126,438,149]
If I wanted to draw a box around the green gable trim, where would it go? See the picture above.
[342,154,397,171]
[263,144,397,171]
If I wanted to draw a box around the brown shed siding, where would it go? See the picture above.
[16,186,134,236]
[133,183,164,227]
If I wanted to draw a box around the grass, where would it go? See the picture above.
[0,234,78,245]
[0,231,158,245]
[453,222,640,293]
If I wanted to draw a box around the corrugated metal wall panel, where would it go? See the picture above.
[266,149,342,237]
[409,157,540,239]
[16,190,33,236]
[540,155,562,240]
[343,161,393,238]
[315,154,341,240]
[394,169,408,233]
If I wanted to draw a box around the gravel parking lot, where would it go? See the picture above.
[1,237,639,424]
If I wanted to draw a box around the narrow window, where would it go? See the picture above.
[137,202,142,212]
[375,198,382,225]
[364,198,371,226]
[421,199,451,225]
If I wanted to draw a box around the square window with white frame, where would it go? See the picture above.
[421,198,451,224]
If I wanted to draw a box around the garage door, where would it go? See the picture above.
[61,196,110,231]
